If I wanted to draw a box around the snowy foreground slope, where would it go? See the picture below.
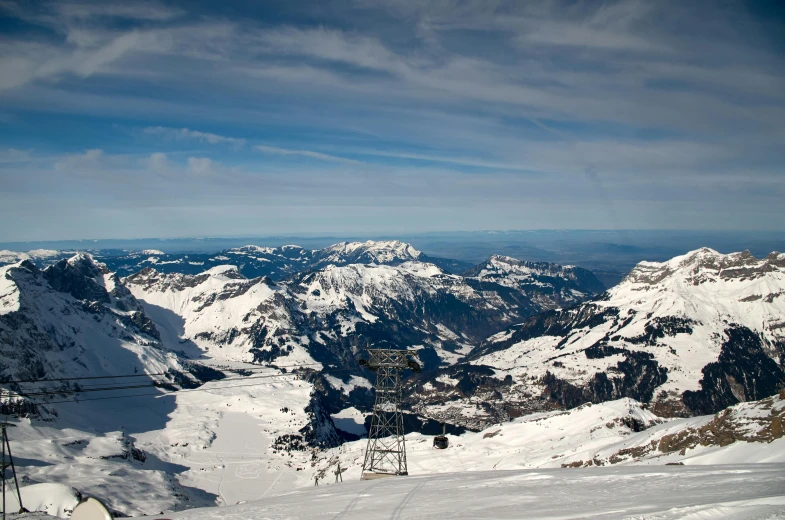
[148,464,785,520]
[311,394,785,482]
[7,392,783,517]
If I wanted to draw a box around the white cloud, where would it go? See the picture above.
[145,152,169,170]
[258,26,411,75]
[54,149,104,172]
[519,23,661,52]
[187,157,214,175]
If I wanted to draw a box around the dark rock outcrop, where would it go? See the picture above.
[683,326,785,415]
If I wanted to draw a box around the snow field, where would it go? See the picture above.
[162,464,785,520]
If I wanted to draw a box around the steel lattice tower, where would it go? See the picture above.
[359,349,419,479]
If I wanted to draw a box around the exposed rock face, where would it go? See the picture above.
[298,393,342,449]
[683,326,785,415]
[541,348,669,409]
[43,254,111,303]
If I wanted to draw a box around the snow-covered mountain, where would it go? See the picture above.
[312,240,421,266]
[416,248,784,429]
[124,259,546,373]
[463,255,605,310]
[93,240,472,279]
[0,254,206,390]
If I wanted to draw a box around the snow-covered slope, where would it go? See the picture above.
[122,264,314,364]
[312,393,785,483]
[7,368,339,517]
[450,248,785,424]
[165,463,785,520]
[313,240,421,266]
[11,391,784,518]
[126,259,551,371]
[160,394,785,520]
[0,255,244,515]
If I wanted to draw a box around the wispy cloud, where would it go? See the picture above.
[145,127,246,147]
[53,2,185,22]
[255,145,362,164]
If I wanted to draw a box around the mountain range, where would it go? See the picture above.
[0,241,782,516]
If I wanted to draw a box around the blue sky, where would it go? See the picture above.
[1,0,784,241]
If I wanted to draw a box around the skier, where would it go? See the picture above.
[314,475,319,486]
[334,462,343,483]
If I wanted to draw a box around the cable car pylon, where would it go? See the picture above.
[358,348,420,480]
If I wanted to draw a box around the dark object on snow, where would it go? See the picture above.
[433,422,449,449]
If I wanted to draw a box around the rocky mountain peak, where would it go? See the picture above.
[66,252,109,275]
[43,254,111,303]
[203,264,245,279]
[321,240,422,264]
[623,248,785,286]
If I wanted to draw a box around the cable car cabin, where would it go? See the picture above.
[433,422,449,449]
[433,435,449,449]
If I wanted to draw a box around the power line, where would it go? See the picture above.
[3,367,355,402]
[33,374,332,405]
[10,366,349,396]
[1,361,331,385]
[41,367,288,390]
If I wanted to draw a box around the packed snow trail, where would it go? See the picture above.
[157,464,785,519]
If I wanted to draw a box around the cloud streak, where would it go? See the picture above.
[145,127,246,147]
[255,145,362,164]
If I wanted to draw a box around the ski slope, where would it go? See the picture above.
[162,464,785,520]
